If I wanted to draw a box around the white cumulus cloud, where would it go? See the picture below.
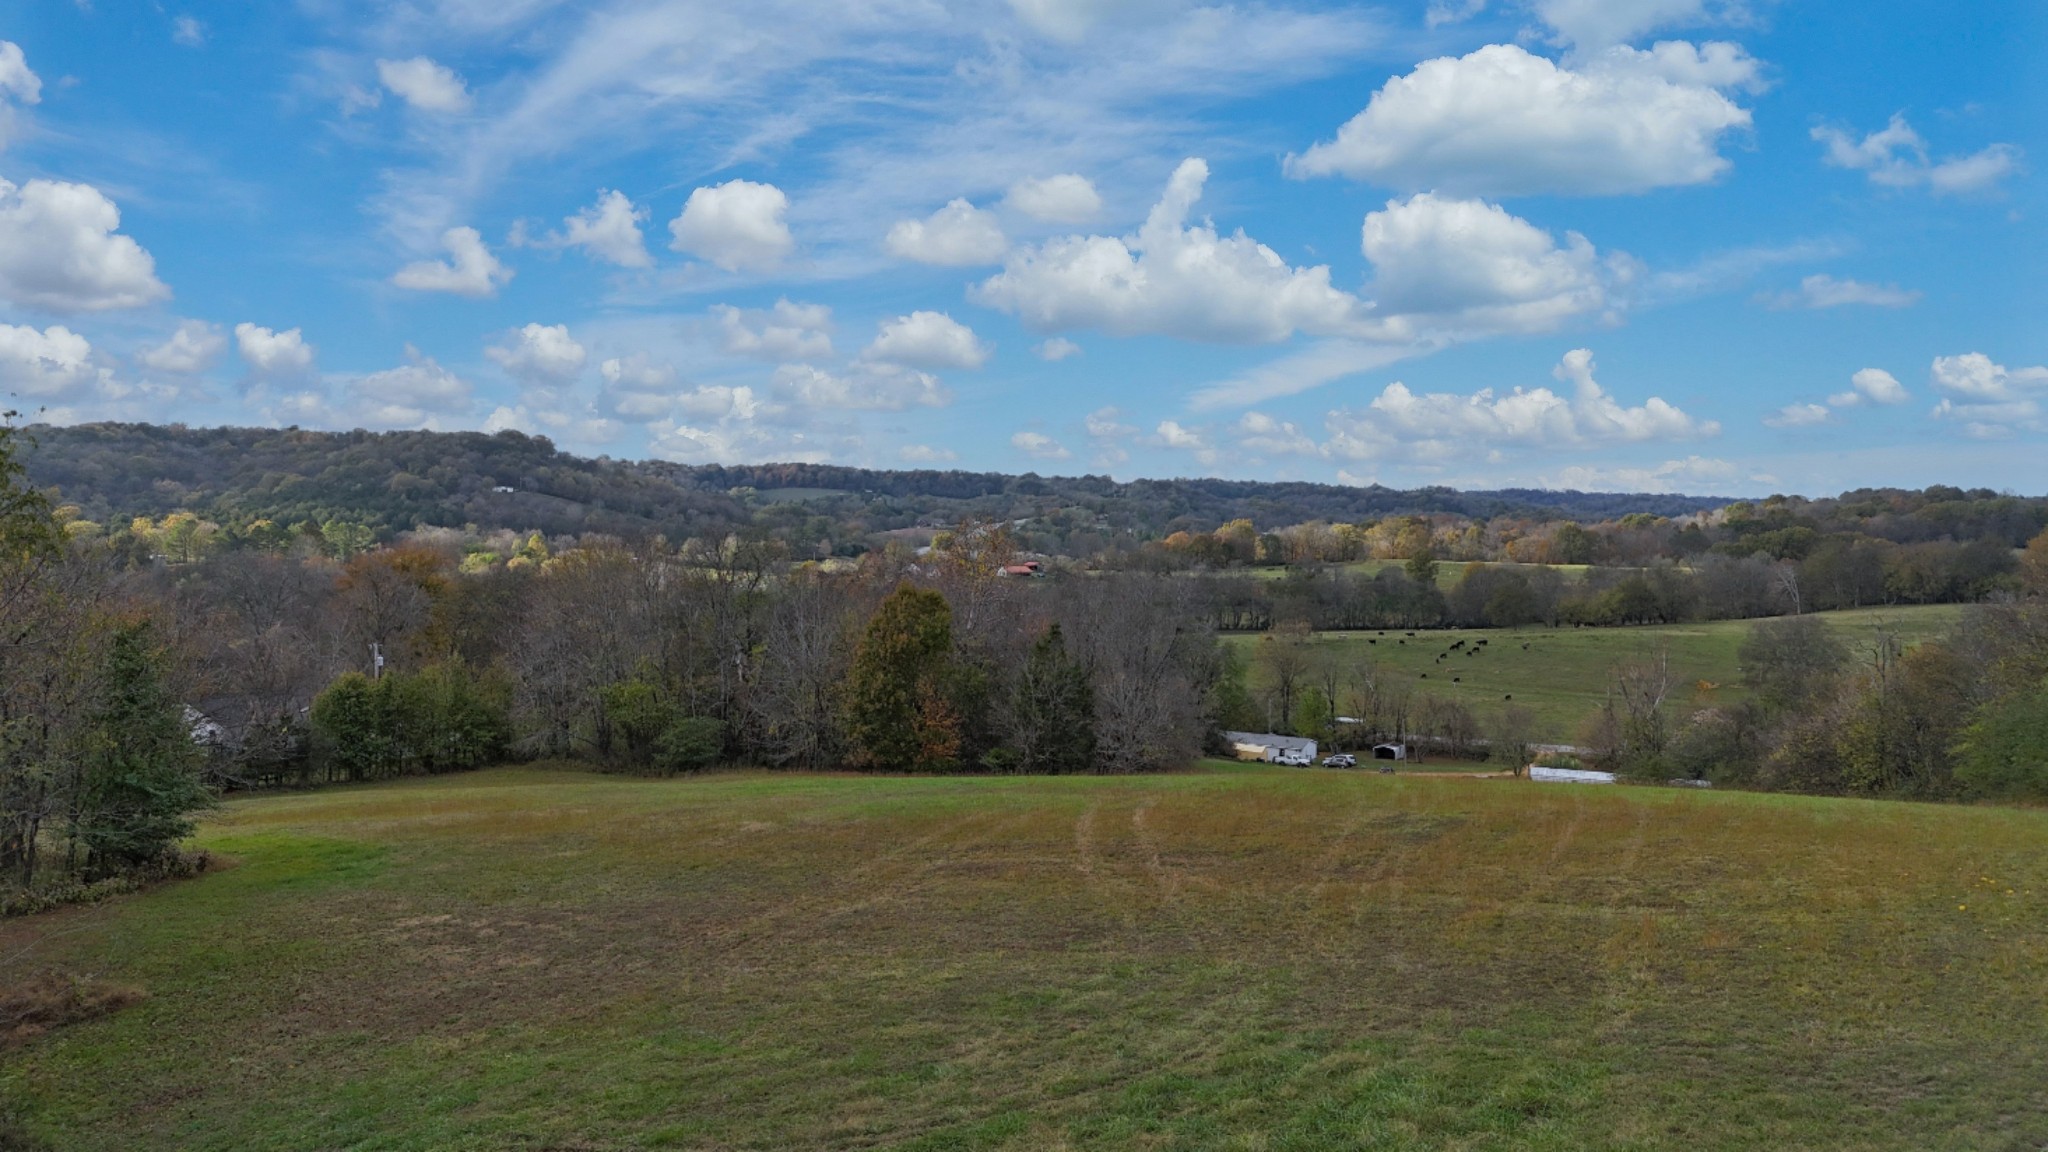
[481,404,621,449]
[1814,114,2020,195]
[0,323,111,400]
[1006,174,1103,223]
[1844,367,1909,406]
[0,40,40,150]
[0,178,169,312]
[486,323,587,387]
[669,179,793,272]
[1287,42,1758,197]
[235,323,315,376]
[1233,411,1318,457]
[1928,354,2048,435]
[597,354,685,422]
[1154,419,1219,466]
[865,311,990,371]
[1085,407,1138,439]
[1541,455,1742,495]
[1361,192,1612,338]
[648,419,831,466]
[1037,337,1083,361]
[0,42,40,106]
[1325,348,1715,461]
[1930,353,2048,403]
[772,363,948,411]
[141,320,227,374]
[1771,366,1913,426]
[377,57,473,113]
[527,190,652,268]
[1011,430,1071,460]
[710,299,833,360]
[344,349,475,427]
[900,444,958,464]
[673,383,770,423]
[975,158,1363,343]
[884,199,1007,266]
[1764,402,1831,429]
[392,226,513,297]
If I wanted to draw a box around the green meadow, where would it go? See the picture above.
[4,764,2044,1150]
[1243,560,1596,588]
[1227,604,1966,744]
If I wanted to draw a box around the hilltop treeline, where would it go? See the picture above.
[21,426,2043,595]
[671,460,1727,521]
[21,423,1725,553]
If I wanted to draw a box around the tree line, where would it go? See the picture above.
[2,423,212,903]
[5,422,1232,902]
[1200,539,2024,635]
[1598,587,2048,801]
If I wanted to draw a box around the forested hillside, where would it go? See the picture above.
[21,423,1727,549]
[21,424,750,541]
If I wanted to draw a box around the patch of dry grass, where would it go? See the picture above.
[0,973,145,1051]
[1,765,2043,1150]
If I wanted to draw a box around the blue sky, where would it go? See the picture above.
[0,0,2039,495]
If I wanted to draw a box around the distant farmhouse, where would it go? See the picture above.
[1224,731,1318,764]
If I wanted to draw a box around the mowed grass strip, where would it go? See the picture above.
[2,764,2043,1150]
[1227,604,1966,743]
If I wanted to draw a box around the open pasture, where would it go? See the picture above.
[3,764,2043,1150]
[1228,604,1966,744]
[1243,559,1594,588]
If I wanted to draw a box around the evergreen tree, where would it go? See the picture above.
[845,585,958,771]
[75,620,213,877]
[1012,623,1097,774]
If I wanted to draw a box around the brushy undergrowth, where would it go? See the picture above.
[0,851,213,919]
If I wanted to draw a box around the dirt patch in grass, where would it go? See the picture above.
[0,971,145,1050]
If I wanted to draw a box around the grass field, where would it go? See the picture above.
[1243,560,1594,588]
[4,765,2045,1150]
[1227,605,1966,744]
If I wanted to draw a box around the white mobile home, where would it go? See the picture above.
[1223,731,1318,764]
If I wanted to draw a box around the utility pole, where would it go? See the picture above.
[370,642,385,680]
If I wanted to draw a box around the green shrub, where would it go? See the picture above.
[310,673,398,780]
[311,663,509,780]
[391,663,512,773]
[1955,685,2048,802]
[656,716,724,773]
[601,680,677,767]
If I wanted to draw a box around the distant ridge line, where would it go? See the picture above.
[20,422,1735,537]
